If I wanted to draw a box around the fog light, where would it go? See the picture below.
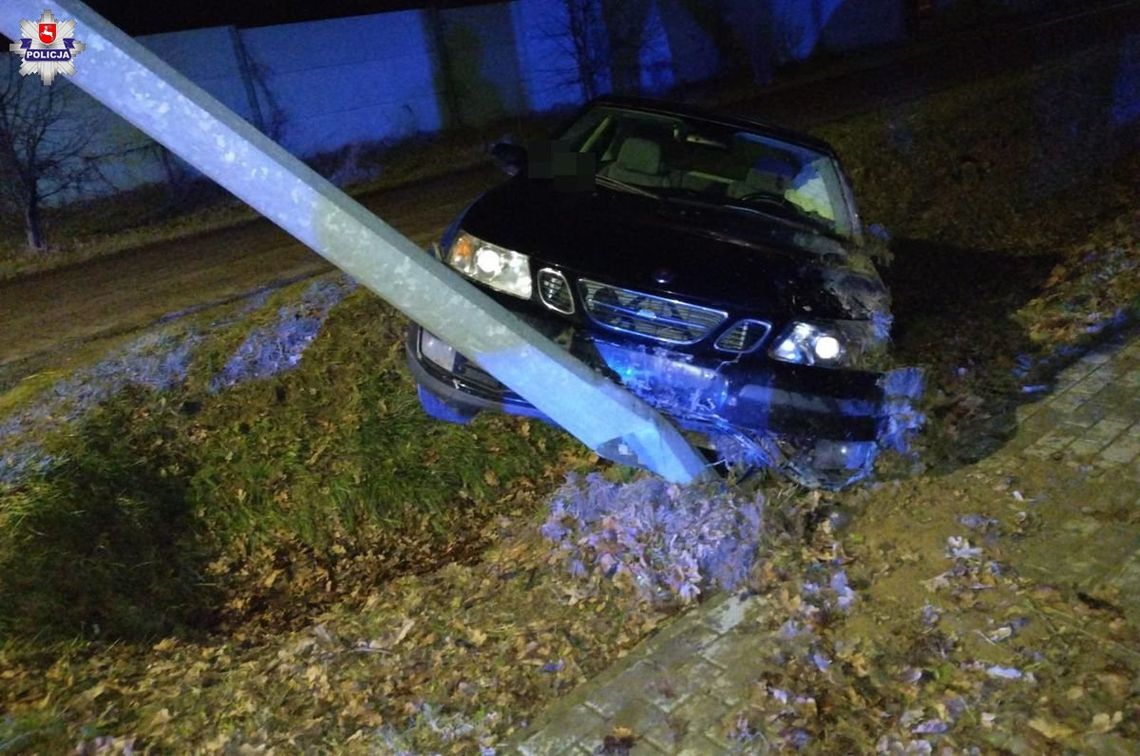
[420,330,456,371]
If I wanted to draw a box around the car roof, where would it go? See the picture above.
[586,95,838,157]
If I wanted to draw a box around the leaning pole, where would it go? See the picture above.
[0,1,710,483]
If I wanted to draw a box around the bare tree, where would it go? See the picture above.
[540,0,659,102]
[539,0,611,101]
[598,0,651,94]
[0,59,103,251]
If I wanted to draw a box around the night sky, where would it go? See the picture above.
[86,0,496,35]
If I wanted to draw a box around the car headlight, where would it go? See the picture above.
[769,320,884,369]
[447,231,532,300]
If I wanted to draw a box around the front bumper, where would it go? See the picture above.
[406,323,888,446]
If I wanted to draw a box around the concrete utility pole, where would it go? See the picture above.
[0,0,710,483]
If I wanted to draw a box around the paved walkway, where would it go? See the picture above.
[514,331,1140,754]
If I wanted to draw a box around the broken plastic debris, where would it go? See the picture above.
[830,569,856,611]
[946,536,983,560]
[958,514,998,532]
[912,719,949,735]
[779,620,803,640]
[985,626,1013,643]
[986,666,1023,680]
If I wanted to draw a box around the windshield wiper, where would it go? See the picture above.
[595,174,660,199]
[719,199,834,237]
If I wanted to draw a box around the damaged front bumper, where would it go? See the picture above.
[406,323,923,488]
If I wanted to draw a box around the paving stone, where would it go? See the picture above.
[1088,384,1140,414]
[666,693,733,749]
[1079,351,1114,368]
[1088,418,1130,444]
[519,704,607,755]
[1065,419,1128,459]
[702,594,757,635]
[1069,439,1109,458]
[635,621,722,671]
[696,669,751,710]
[1064,383,1106,403]
[641,658,722,713]
[670,737,731,756]
[1101,435,1140,465]
[1068,401,1114,429]
[699,631,767,673]
[1045,390,1088,414]
[1056,359,1099,385]
[638,727,680,753]
[1023,428,1077,458]
[583,679,640,720]
[1117,369,1140,388]
[610,698,678,753]
[1014,399,1046,424]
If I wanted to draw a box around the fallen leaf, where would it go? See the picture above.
[1028,717,1074,741]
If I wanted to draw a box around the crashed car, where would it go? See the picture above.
[407,97,916,488]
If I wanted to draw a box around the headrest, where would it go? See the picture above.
[615,137,664,175]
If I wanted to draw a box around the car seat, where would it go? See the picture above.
[728,157,797,200]
[600,137,672,188]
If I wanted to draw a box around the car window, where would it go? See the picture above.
[557,106,854,239]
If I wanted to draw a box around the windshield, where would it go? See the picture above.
[557,105,857,239]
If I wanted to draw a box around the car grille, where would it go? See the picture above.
[715,319,772,353]
[579,279,727,345]
[537,268,574,314]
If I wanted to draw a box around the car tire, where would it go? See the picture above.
[416,384,478,425]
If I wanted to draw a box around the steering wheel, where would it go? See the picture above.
[735,190,794,210]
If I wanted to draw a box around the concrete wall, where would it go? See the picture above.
[437,3,529,127]
[78,26,264,192]
[240,11,442,157]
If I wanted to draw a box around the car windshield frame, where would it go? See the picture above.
[555,104,859,240]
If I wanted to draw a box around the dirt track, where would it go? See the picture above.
[0,166,496,375]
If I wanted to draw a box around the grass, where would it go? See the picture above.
[0,34,1139,752]
[0,371,63,417]
[1,283,585,642]
[0,388,210,642]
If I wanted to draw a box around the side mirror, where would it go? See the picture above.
[490,142,527,177]
[864,223,894,268]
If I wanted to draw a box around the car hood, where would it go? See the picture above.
[458,178,887,320]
